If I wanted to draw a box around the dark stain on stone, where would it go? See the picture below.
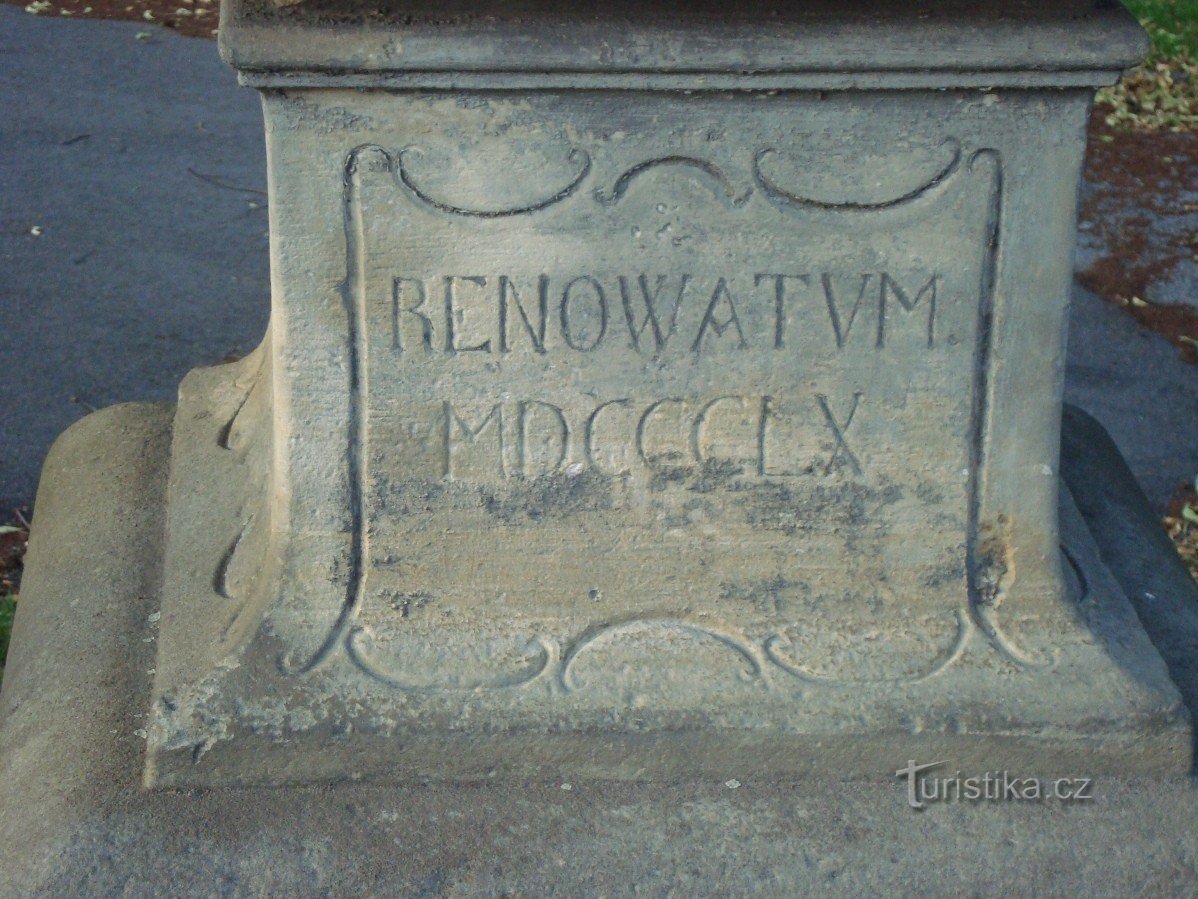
[647,456,746,493]
[481,468,615,523]
[916,481,946,505]
[973,519,1011,607]
[374,477,456,516]
[732,480,902,537]
[923,557,968,589]
[383,590,434,618]
[719,575,797,614]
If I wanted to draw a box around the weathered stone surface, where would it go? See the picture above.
[128,0,1191,784]
[2,402,1198,895]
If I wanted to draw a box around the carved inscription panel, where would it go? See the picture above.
[333,96,999,689]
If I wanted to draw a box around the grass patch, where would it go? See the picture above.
[1125,0,1198,59]
[0,514,27,688]
[1165,478,1198,583]
[0,594,15,686]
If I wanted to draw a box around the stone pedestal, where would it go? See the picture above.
[3,0,1194,812]
[132,0,1191,786]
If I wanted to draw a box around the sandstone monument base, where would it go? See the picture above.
[4,1,1198,890]
[119,0,1190,787]
[0,401,1196,893]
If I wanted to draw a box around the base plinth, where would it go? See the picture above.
[1,401,1197,892]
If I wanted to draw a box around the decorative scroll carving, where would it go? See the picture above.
[959,147,1054,671]
[1060,542,1091,605]
[753,139,962,212]
[558,618,766,692]
[971,605,1058,669]
[594,156,752,208]
[213,515,254,600]
[278,144,385,677]
[217,353,266,452]
[763,610,972,686]
[396,146,592,218]
[346,628,558,691]
[211,353,268,609]
[198,347,277,651]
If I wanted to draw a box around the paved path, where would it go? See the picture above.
[1,6,1195,510]
[0,8,268,507]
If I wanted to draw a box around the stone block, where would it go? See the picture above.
[120,0,1191,785]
